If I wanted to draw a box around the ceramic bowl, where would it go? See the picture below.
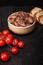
[7,12,35,35]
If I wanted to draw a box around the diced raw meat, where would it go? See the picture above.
[13,21,19,26]
[8,11,34,27]
[27,17,34,24]
[9,15,16,23]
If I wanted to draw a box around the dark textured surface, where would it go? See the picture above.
[0,0,43,6]
[0,6,43,65]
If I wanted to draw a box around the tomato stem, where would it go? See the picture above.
[7,45,12,48]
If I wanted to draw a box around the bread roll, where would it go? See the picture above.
[30,7,42,16]
[29,13,34,17]
[35,11,43,21]
[39,15,43,25]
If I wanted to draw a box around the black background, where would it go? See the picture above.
[0,0,43,65]
[0,0,43,6]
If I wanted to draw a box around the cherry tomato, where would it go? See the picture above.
[11,47,19,54]
[7,33,13,39]
[0,32,3,39]
[0,34,6,40]
[12,38,19,46]
[18,41,25,48]
[1,52,10,62]
[5,37,13,44]
[2,30,9,35]
[0,39,5,47]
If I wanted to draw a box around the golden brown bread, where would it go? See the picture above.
[30,7,43,25]
[35,10,43,21]
[30,7,42,16]
[39,15,43,25]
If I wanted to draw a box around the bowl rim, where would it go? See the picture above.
[8,12,36,28]
[8,21,35,28]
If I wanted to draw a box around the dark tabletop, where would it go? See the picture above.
[0,6,43,65]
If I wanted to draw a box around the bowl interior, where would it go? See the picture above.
[8,12,36,28]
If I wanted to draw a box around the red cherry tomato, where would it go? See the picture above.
[12,38,19,46]
[0,34,6,40]
[11,47,19,54]
[1,52,10,62]
[2,30,9,35]
[7,34,13,39]
[0,32,3,39]
[5,37,13,44]
[0,39,5,47]
[18,41,25,48]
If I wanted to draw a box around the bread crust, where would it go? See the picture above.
[39,15,43,25]
[30,7,43,25]
[30,7,42,16]
[35,10,43,21]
